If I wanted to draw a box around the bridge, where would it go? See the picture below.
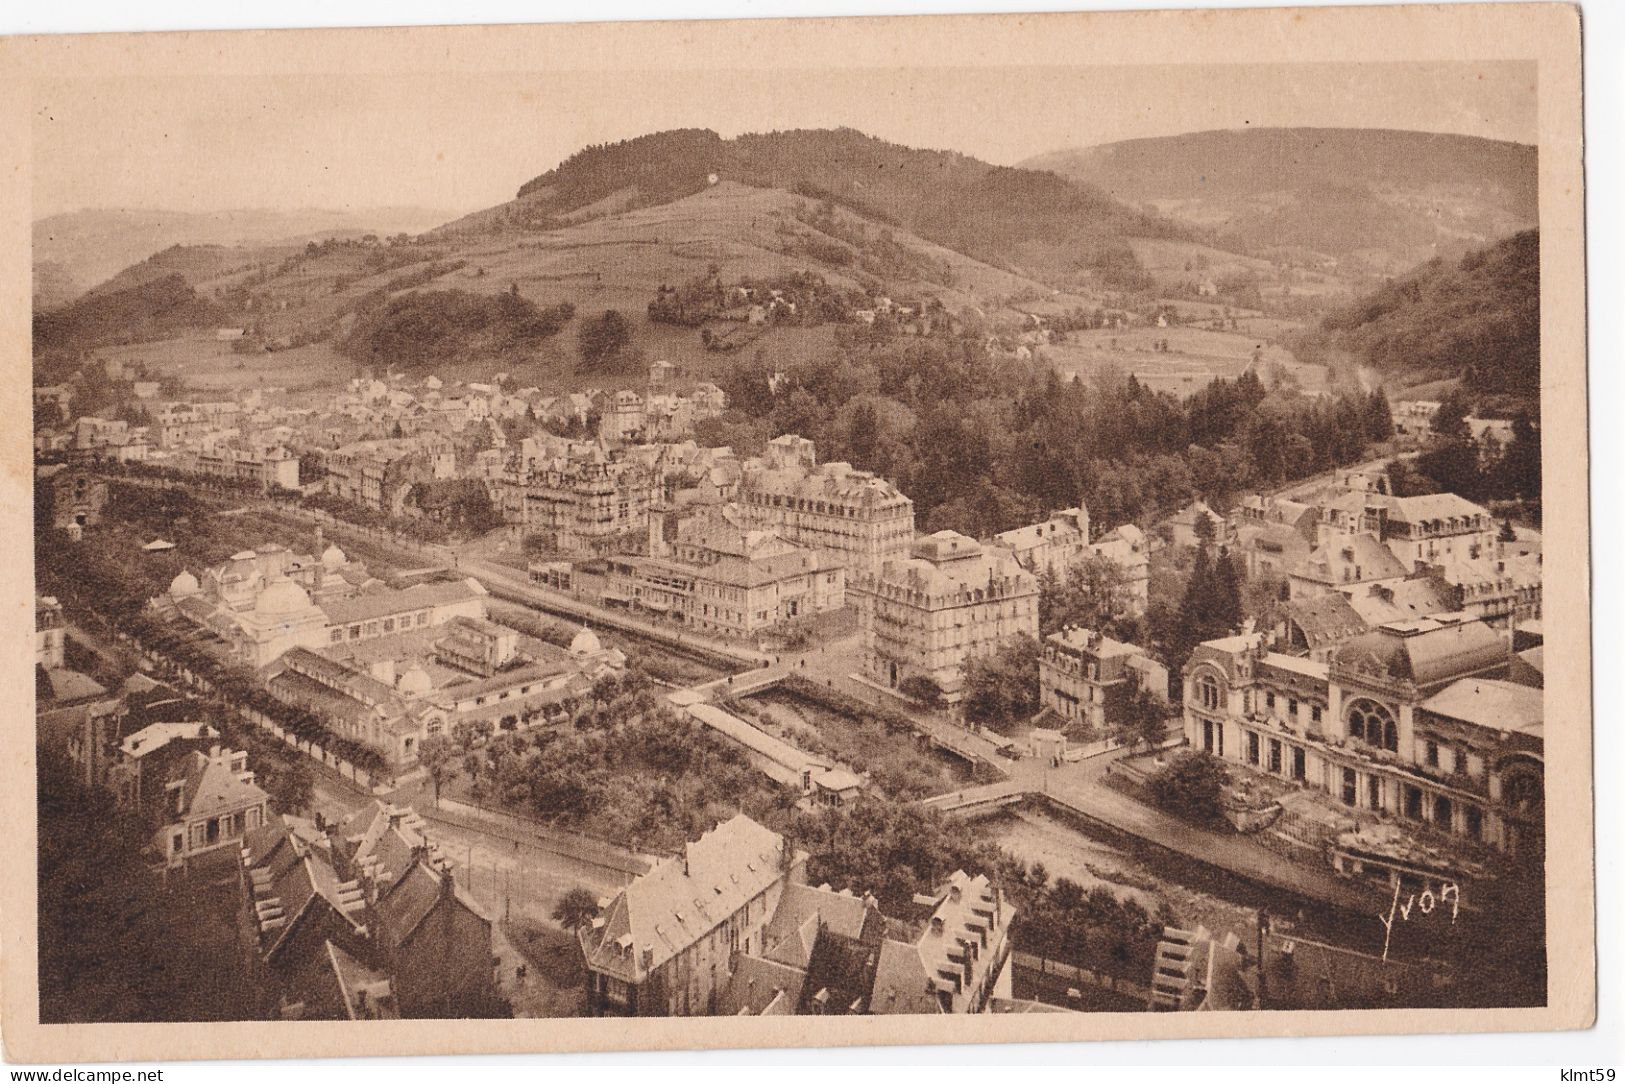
[918,780,1031,816]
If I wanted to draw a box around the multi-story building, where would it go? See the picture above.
[581,814,805,1016]
[597,390,646,443]
[1181,614,1542,894]
[322,437,456,514]
[738,436,915,574]
[36,594,65,669]
[545,510,845,641]
[495,442,654,556]
[1038,626,1168,731]
[1366,493,1498,569]
[156,744,271,868]
[850,531,1038,703]
[993,506,1092,582]
[191,441,301,492]
[582,815,1016,1018]
[36,464,107,533]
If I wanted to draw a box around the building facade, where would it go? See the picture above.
[1039,626,1168,731]
[738,437,915,574]
[850,531,1038,703]
[1181,615,1541,895]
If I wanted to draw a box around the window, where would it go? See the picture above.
[1265,692,1275,711]
[1268,739,1282,774]
[1195,673,1223,712]
[1311,705,1322,725]
[1246,731,1260,766]
[1465,806,1483,841]
[1292,746,1306,781]
[1346,699,1398,752]
[1368,775,1382,810]
[1342,768,1358,806]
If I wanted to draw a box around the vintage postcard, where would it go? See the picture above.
[0,1,1592,1062]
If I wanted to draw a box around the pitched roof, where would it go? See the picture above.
[320,578,486,628]
[1285,592,1367,649]
[1293,533,1409,586]
[173,748,269,821]
[584,814,796,981]
[1331,616,1508,690]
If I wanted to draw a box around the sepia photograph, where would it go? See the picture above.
[0,1,1595,1062]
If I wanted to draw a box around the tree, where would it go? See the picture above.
[1039,555,1133,637]
[1117,683,1169,751]
[1500,410,1541,503]
[1147,751,1229,823]
[418,734,459,807]
[898,674,945,710]
[961,634,1041,733]
[577,309,632,371]
[551,885,601,932]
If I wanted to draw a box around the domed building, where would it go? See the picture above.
[168,570,200,600]
[569,625,602,657]
[231,574,330,667]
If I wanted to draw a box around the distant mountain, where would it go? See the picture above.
[33,206,454,307]
[1313,229,1538,398]
[435,127,1194,280]
[1023,128,1537,273]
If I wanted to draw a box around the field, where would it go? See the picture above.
[99,334,356,395]
[1049,323,1329,398]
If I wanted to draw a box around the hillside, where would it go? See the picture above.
[1024,128,1537,274]
[435,127,1195,283]
[34,272,225,355]
[33,205,453,307]
[1308,229,1539,398]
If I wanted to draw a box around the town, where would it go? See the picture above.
[32,126,1546,1024]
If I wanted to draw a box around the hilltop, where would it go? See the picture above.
[436,127,1193,281]
[33,205,454,307]
[1024,128,1537,274]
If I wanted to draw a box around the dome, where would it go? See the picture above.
[321,544,348,569]
[168,570,200,599]
[254,577,313,618]
[397,665,433,696]
[569,625,603,657]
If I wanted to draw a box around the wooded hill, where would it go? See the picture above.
[1312,229,1539,398]
[1025,128,1537,273]
[436,127,1194,280]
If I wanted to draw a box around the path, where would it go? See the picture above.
[920,746,1381,914]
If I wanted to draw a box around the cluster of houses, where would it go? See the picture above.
[1225,467,1542,634]
[578,813,1023,1017]
[239,801,500,1019]
[36,356,729,506]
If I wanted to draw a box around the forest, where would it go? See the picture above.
[1310,229,1539,399]
[699,330,1395,539]
[339,287,576,370]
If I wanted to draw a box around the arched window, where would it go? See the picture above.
[1195,672,1224,712]
[1346,698,1398,752]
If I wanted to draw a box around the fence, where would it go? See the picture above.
[1012,951,1153,1005]
[428,795,655,878]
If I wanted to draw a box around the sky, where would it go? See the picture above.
[32,60,1537,219]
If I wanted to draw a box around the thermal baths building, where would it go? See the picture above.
[850,531,1038,704]
[1181,615,1543,889]
[159,540,489,668]
[738,436,915,574]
